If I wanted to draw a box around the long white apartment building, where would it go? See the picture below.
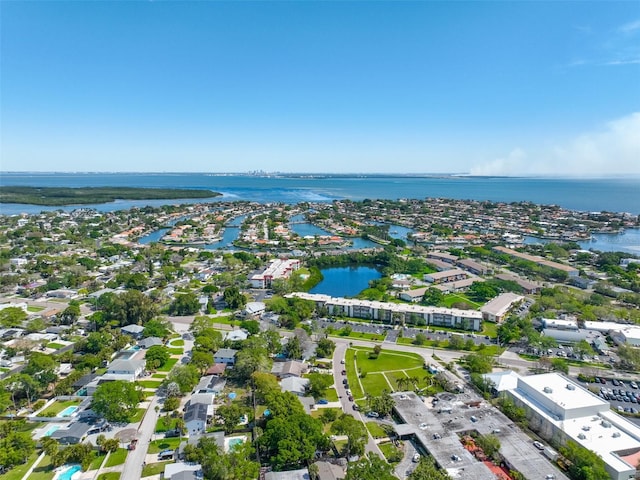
[250,259,301,288]
[288,292,483,330]
[505,372,640,480]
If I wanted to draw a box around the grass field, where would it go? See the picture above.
[141,461,171,477]
[360,373,392,397]
[442,292,482,309]
[137,380,163,389]
[352,347,423,374]
[366,421,390,438]
[155,416,180,433]
[104,449,128,468]
[28,455,53,480]
[148,438,182,454]
[97,473,121,480]
[1,452,39,480]
[345,349,364,400]
[168,348,183,355]
[89,451,106,471]
[170,339,184,346]
[45,342,64,349]
[129,408,147,423]
[157,358,178,372]
[322,387,339,402]
[378,442,403,464]
[27,306,45,312]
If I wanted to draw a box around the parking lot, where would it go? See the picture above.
[582,376,640,425]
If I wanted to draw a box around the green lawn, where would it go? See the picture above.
[168,348,183,355]
[442,292,482,309]
[141,461,171,477]
[345,349,364,400]
[27,306,45,312]
[331,331,385,341]
[170,339,184,347]
[322,387,338,402]
[97,473,121,480]
[360,373,393,397]
[136,380,163,389]
[45,342,64,350]
[152,373,166,378]
[378,442,403,464]
[148,438,182,454]
[481,322,498,338]
[352,347,423,374]
[104,449,128,468]
[37,399,81,417]
[1,452,39,480]
[157,358,178,372]
[28,455,54,480]
[89,451,106,471]
[155,416,179,433]
[129,408,147,423]
[366,421,389,438]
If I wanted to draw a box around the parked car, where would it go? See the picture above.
[317,399,329,405]
[533,441,544,450]
[352,404,360,411]
[366,411,379,418]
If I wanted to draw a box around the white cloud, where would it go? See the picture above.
[619,19,640,34]
[470,112,640,177]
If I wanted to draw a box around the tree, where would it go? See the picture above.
[0,421,36,471]
[190,350,214,374]
[0,307,27,327]
[164,365,201,394]
[283,335,303,360]
[409,456,451,480]
[574,339,595,359]
[345,454,397,480]
[260,412,328,470]
[422,287,444,306]
[223,286,246,309]
[367,391,395,417]
[168,292,201,315]
[60,302,81,324]
[315,337,336,358]
[306,373,333,400]
[330,414,368,457]
[145,345,170,370]
[143,318,172,339]
[559,440,608,480]
[462,353,494,374]
[475,433,501,462]
[163,396,180,412]
[448,335,464,350]
[216,403,244,434]
[92,380,141,422]
[234,343,271,382]
[240,319,260,335]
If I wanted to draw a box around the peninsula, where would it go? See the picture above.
[0,186,221,206]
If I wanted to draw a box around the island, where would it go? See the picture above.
[0,186,221,206]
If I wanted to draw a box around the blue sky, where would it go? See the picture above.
[1,1,639,175]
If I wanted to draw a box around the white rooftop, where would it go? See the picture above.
[517,373,608,415]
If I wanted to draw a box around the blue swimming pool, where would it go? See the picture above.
[59,406,78,417]
[43,425,60,437]
[57,464,81,480]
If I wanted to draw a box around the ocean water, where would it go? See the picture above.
[1,173,639,214]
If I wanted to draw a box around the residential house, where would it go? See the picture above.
[271,360,307,379]
[213,348,238,366]
[223,329,249,342]
[164,463,203,480]
[105,359,145,381]
[280,376,310,396]
[121,324,145,339]
[185,403,210,435]
[138,337,163,349]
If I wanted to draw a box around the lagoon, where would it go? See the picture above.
[310,267,381,298]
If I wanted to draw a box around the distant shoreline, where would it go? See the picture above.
[0,186,221,206]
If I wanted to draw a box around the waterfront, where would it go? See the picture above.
[310,266,381,298]
[1,173,640,214]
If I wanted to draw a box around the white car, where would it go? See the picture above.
[412,453,421,463]
[533,441,544,450]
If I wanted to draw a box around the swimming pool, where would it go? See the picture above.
[43,425,61,437]
[59,406,78,417]
[225,436,246,452]
[56,464,82,480]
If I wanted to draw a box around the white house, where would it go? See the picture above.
[184,403,209,435]
[105,359,145,381]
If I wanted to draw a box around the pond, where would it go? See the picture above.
[310,266,381,298]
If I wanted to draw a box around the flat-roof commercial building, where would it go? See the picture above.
[249,258,301,288]
[481,292,524,323]
[288,292,483,331]
[506,372,640,480]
